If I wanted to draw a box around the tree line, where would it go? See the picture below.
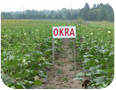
[1,3,114,21]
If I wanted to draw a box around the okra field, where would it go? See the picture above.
[1,20,114,89]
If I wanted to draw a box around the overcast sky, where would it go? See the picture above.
[0,0,114,12]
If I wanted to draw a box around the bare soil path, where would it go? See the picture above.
[43,39,83,89]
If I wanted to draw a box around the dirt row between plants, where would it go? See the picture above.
[43,39,83,89]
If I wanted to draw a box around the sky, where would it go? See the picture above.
[0,0,114,12]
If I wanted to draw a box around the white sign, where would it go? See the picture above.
[53,26,76,38]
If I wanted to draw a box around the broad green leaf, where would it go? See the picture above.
[43,62,52,66]
[34,80,42,86]
[74,77,84,81]
[94,76,106,85]
[75,72,85,77]
[38,70,47,78]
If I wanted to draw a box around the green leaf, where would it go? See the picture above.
[38,70,44,77]
[15,84,26,89]
[34,80,42,86]
[57,69,63,74]
[38,57,46,62]
[89,67,97,73]
[38,70,47,78]
[38,64,42,69]
[43,62,52,66]
[96,69,107,75]
[76,72,85,77]
[94,76,106,85]
[83,54,93,58]
[74,77,84,81]
[10,86,15,89]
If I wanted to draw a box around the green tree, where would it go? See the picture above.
[83,3,90,20]
[88,9,100,20]
[1,3,114,21]
[97,5,108,20]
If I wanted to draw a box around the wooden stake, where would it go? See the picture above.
[52,38,55,76]
[74,38,76,76]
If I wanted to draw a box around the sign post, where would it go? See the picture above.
[74,38,76,76]
[52,26,76,76]
[52,38,55,77]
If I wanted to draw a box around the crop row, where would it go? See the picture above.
[74,21,114,89]
[1,20,65,88]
